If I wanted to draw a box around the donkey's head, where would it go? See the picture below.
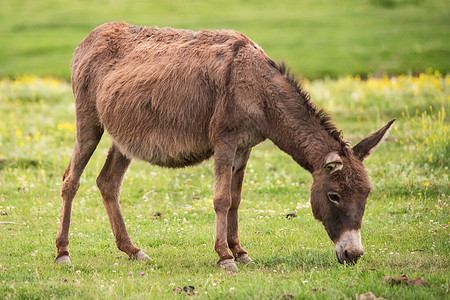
[310,119,395,264]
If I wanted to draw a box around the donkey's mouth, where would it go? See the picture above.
[335,250,361,265]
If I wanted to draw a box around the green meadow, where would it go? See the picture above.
[0,72,448,299]
[0,0,449,299]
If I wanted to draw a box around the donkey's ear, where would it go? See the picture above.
[353,119,396,161]
[324,152,343,174]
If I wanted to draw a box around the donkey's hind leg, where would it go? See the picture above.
[55,123,103,264]
[228,149,254,264]
[96,144,150,260]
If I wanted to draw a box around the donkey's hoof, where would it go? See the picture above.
[217,258,239,271]
[131,250,151,261]
[235,253,254,264]
[55,255,71,264]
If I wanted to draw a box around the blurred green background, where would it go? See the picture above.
[0,0,449,79]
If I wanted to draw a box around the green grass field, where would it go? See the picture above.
[0,0,449,79]
[1,0,449,298]
[0,73,448,299]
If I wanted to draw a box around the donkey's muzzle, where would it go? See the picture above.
[336,248,364,265]
[335,229,364,265]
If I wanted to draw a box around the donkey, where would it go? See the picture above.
[55,22,394,270]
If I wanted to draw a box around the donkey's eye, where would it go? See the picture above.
[327,192,341,204]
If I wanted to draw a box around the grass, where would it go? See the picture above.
[0,0,449,79]
[0,73,448,299]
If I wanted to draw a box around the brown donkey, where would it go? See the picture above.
[55,22,395,270]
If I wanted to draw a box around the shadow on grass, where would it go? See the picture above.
[258,250,336,270]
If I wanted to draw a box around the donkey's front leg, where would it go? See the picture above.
[228,149,254,264]
[97,144,150,260]
[213,141,237,270]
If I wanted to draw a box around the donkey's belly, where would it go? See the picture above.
[108,125,214,168]
[118,140,214,168]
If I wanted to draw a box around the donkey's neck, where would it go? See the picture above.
[266,85,343,173]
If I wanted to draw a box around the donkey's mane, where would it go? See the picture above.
[268,59,347,147]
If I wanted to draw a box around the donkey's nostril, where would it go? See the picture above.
[344,249,349,258]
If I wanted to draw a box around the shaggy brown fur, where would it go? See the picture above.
[55,22,394,268]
